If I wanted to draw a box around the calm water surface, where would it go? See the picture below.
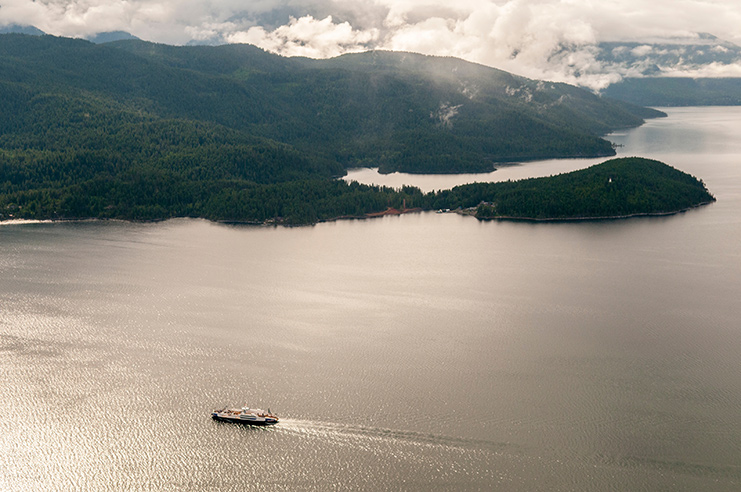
[2,107,741,490]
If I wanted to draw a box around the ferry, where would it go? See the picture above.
[211,406,279,426]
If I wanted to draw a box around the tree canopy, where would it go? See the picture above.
[0,35,701,225]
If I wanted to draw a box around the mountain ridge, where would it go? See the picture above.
[0,33,663,174]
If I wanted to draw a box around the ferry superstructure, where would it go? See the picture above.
[211,406,279,426]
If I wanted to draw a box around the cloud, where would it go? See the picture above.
[227,15,379,58]
[363,0,741,89]
[652,61,741,78]
[2,0,741,87]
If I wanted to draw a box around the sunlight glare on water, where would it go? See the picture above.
[2,108,741,490]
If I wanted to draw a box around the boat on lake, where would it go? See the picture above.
[211,406,279,426]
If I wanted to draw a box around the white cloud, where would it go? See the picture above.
[658,61,741,78]
[227,15,379,58]
[631,45,654,57]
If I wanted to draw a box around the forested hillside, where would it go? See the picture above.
[0,155,713,224]
[0,34,685,224]
[452,157,715,219]
[0,33,662,175]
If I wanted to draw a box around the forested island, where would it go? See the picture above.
[464,157,714,220]
[0,34,711,225]
[0,157,714,224]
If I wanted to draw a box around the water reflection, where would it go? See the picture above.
[3,108,741,490]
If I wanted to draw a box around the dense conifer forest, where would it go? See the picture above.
[1,154,714,224]
[0,34,711,224]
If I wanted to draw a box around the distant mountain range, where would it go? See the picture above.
[3,23,741,105]
[565,33,741,105]
[594,33,741,78]
[0,24,46,36]
[87,31,141,44]
[0,24,139,43]
[602,78,741,106]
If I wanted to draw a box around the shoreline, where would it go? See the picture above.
[0,218,55,226]
[467,200,715,223]
[0,201,714,228]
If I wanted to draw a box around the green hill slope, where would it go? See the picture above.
[0,35,693,224]
[446,157,715,220]
[0,34,662,177]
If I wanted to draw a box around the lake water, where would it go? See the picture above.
[2,107,741,490]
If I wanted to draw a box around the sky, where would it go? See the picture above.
[2,0,741,88]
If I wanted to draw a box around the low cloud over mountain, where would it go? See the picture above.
[3,0,741,89]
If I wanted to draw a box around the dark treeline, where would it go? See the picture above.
[1,158,714,224]
[448,157,715,219]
